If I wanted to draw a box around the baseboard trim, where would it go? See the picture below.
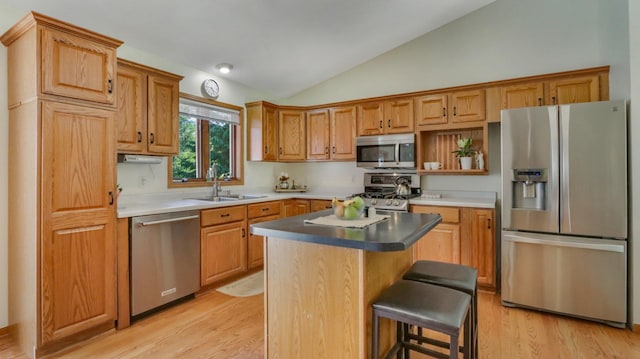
[0,326,8,336]
[634,324,640,332]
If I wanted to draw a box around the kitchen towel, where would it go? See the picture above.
[304,214,390,229]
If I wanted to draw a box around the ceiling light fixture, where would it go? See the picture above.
[216,63,234,74]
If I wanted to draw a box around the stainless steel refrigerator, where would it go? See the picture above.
[501,100,627,327]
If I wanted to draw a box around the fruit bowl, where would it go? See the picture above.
[332,196,365,220]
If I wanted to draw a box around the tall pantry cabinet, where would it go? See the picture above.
[1,12,122,357]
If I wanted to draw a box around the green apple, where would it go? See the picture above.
[352,196,365,210]
[344,206,360,219]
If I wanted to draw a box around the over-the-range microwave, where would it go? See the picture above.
[356,133,416,169]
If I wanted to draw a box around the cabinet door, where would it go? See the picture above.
[469,209,495,288]
[549,75,599,105]
[415,94,448,126]
[263,105,279,161]
[412,223,460,264]
[201,221,248,286]
[41,27,116,105]
[41,101,116,343]
[278,110,306,160]
[116,64,146,153]
[330,106,357,160]
[147,74,179,154]
[310,200,333,212]
[501,82,544,109]
[306,109,331,160]
[451,89,485,123]
[384,99,414,133]
[248,214,280,269]
[282,199,310,217]
[357,102,384,136]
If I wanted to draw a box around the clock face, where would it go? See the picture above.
[202,79,219,97]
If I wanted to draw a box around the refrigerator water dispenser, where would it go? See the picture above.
[512,169,546,210]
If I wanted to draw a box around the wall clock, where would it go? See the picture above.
[202,79,220,98]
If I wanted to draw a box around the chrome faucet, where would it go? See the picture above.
[211,164,221,198]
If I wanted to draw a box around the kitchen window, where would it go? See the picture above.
[168,93,244,187]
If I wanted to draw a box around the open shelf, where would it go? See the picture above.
[417,122,488,174]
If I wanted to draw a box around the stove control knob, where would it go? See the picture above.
[371,199,377,205]
[393,199,400,206]
[386,199,393,205]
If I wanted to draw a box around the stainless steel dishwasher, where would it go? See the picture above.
[131,210,200,316]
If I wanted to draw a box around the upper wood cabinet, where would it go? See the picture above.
[247,101,279,161]
[116,59,182,155]
[357,99,414,136]
[416,90,485,128]
[40,26,118,105]
[549,75,600,105]
[307,106,357,161]
[501,82,545,109]
[486,70,607,121]
[278,109,306,161]
[306,109,331,160]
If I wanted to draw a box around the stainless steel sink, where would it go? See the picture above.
[189,194,267,202]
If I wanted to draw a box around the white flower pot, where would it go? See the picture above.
[460,156,473,170]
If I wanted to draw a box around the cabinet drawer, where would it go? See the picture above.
[201,205,246,226]
[410,205,460,223]
[247,201,281,219]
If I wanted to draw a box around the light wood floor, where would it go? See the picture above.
[1,290,639,358]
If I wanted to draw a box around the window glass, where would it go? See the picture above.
[170,95,242,186]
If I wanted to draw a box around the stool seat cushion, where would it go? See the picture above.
[372,280,470,336]
[403,260,478,294]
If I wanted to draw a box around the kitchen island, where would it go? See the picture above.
[251,210,441,359]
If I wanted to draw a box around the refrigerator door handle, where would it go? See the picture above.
[503,233,625,253]
[560,105,572,232]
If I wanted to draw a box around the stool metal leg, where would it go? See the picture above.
[450,334,460,359]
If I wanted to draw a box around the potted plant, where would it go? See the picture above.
[452,137,475,170]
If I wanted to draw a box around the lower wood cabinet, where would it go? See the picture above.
[310,199,332,212]
[281,199,310,217]
[247,201,282,269]
[410,205,495,290]
[200,206,247,286]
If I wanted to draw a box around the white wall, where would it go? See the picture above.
[628,0,639,327]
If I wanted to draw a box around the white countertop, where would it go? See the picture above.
[118,189,496,218]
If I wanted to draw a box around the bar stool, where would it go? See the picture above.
[372,280,471,359]
[402,261,478,359]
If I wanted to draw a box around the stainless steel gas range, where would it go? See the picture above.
[352,172,421,212]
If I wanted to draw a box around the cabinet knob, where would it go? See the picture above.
[150,133,155,144]
[137,131,142,143]
[220,213,230,217]
[538,98,542,106]
[107,79,113,94]
[332,146,336,154]
[552,96,557,105]
[242,228,246,238]
[442,107,446,117]
[487,218,492,229]
[325,147,329,155]
[264,145,268,154]
[379,120,383,129]
[387,119,391,128]
[108,191,114,205]
[453,106,457,116]
[279,147,283,155]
